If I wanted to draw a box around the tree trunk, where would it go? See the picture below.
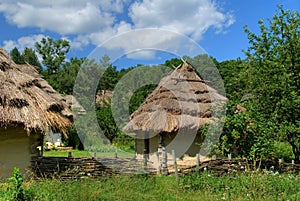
[287,131,300,163]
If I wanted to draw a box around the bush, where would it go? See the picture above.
[273,141,294,162]
[1,168,33,201]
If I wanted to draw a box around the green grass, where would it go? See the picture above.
[43,149,134,158]
[43,149,91,158]
[1,172,299,201]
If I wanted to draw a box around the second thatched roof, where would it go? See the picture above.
[123,62,227,134]
[0,47,73,135]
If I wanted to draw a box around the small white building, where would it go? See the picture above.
[0,47,73,179]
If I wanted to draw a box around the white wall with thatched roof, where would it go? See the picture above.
[0,47,73,135]
[136,132,205,167]
[0,47,73,178]
[0,127,42,179]
[124,62,227,171]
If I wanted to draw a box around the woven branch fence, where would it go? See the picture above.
[31,155,300,179]
[181,159,300,175]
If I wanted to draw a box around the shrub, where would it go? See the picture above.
[273,141,294,162]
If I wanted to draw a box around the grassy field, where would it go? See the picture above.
[1,172,299,201]
[43,149,134,158]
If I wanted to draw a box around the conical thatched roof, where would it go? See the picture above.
[123,62,227,134]
[0,47,73,135]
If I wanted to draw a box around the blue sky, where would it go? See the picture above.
[0,0,299,69]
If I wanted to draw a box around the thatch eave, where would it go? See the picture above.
[123,62,227,134]
[0,47,73,136]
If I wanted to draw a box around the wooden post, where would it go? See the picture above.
[228,153,232,160]
[172,150,179,182]
[292,160,295,165]
[143,132,149,167]
[115,150,118,158]
[41,134,45,157]
[159,134,168,175]
[196,153,200,171]
[68,152,72,158]
[156,152,161,172]
[161,145,168,174]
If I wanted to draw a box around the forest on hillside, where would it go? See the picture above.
[9,6,300,163]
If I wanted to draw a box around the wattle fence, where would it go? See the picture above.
[30,155,156,179]
[31,156,113,179]
[31,154,300,179]
[181,158,300,175]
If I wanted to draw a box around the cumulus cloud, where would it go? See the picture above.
[3,34,46,52]
[0,0,234,59]
[129,0,234,40]
[67,35,91,49]
[0,0,127,35]
[88,0,234,58]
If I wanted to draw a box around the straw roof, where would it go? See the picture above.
[123,62,227,134]
[0,47,73,135]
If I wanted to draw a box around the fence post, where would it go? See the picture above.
[115,150,118,158]
[143,154,148,167]
[159,135,168,175]
[156,152,160,172]
[172,150,179,182]
[196,153,200,171]
[228,153,232,160]
[161,145,168,174]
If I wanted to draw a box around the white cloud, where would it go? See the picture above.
[3,34,46,52]
[0,1,128,35]
[88,29,203,62]
[129,0,234,41]
[88,21,132,46]
[2,40,16,52]
[125,50,156,60]
[0,0,234,59]
[69,35,91,49]
[87,0,235,60]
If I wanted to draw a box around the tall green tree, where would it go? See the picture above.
[22,47,42,72]
[96,101,121,144]
[97,55,119,91]
[10,47,42,72]
[56,57,84,94]
[164,58,182,68]
[244,6,300,162]
[10,47,23,64]
[35,37,70,74]
[216,59,247,102]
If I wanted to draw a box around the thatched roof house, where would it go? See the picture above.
[123,61,227,173]
[0,47,73,178]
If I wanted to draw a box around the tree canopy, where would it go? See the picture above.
[244,5,300,162]
[10,47,42,72]
[35,37,70,75]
